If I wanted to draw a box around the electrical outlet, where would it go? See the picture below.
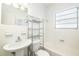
[60,39,64,42]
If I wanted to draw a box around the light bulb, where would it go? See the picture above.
[13,3,19,8]
[20,6,25,10]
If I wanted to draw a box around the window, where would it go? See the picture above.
[56,7,78,29]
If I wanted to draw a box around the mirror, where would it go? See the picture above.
[1,3,28,25]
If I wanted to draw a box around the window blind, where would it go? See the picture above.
[56,7,78,28]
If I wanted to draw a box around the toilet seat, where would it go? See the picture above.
[36,50,50,56]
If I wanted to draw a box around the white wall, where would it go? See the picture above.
[44,3,79,56]
[27,3,47,19]
[0,2,1,24]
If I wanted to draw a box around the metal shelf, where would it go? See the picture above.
[27,15,44,56]
[28,34,43,38]
[28,20,43,23]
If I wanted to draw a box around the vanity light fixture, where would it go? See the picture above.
[12,3,20,8]
[12,3,26,11]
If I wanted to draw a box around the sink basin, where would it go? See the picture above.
[3,40,32,52]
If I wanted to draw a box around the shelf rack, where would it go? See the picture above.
[27,15,44,55]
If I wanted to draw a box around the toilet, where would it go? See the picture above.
[35,49,50,56]
[30,40,50,56]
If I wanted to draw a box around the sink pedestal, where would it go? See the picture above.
[15,49,25,56]
[11,48,28,56]
[24,48,28,56]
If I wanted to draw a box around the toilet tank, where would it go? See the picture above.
[30,40,40,51]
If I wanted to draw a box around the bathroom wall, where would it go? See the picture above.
[0,3,47,56]
[0,2,1,24]
[44,3,79,56]
[27,3,47,19]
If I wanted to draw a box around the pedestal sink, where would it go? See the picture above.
[3,39,32,56]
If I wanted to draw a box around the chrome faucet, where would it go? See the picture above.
[16,36,22,42]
